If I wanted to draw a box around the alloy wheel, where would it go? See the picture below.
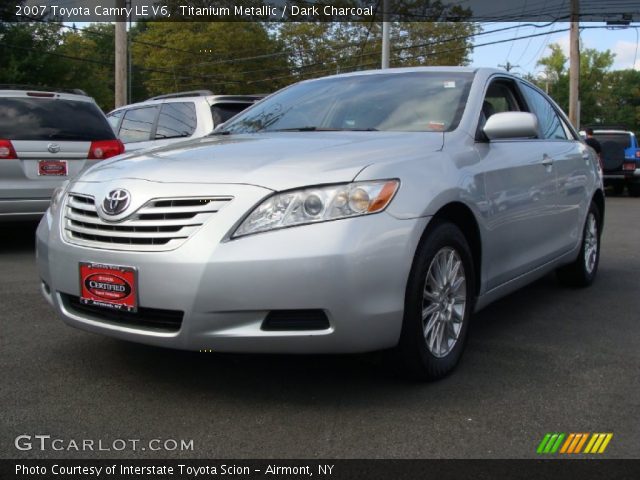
[584,212,598,274]
[422,247,467,358]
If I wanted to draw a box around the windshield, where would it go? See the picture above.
[221,72,474,134]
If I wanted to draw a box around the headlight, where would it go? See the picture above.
[232,180,399,238]
[49,181,70,215]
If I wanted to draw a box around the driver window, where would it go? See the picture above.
[478,80,522,134]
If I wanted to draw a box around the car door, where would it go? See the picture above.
[518,82,589,255]
[475,77,559,290]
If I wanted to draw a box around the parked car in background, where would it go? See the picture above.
[107,90,265,152]
[582,127,640,196]
[37,68,604,380]
[0,86,124,221]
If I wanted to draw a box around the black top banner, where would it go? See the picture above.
[3,0,640,22]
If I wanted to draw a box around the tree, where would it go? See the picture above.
[534,44,638,132]
[0,22,67,86]
[57,23,115,110]
[131,22,288,96]
[276,21,478,87]
[599,69,640,132]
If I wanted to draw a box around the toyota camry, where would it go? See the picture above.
[37,67,604,379]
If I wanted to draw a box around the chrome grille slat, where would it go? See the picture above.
[63,192,232,251]
[65,222,195,239]
[67,198,97,212]
[138,202,228,215]
[64,210,205,227]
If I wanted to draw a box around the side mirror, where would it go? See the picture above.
[483,112,539,140]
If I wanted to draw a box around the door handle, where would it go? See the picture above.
[542,156,553,167]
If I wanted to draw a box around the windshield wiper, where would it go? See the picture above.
[269,126,379,132]
[269,126,322,132]
[209,130,232,136]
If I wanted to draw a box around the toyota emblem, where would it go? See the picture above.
[102,189,131,216]
[47,143,60,154]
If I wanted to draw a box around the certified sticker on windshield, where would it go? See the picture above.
[443,81,456,89]
[79,263,138,312]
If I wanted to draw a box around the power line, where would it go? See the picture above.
[245,26,572,86]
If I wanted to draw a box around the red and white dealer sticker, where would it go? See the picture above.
[79,263,137,312]
[38,160,67,176]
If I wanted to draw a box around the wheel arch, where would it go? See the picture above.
[592,188,605,228]
[428,202,483,297]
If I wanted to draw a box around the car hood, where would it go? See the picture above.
[80,132,443,191]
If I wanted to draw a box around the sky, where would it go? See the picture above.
[470,22,640,75]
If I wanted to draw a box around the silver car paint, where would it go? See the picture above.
[0,92,107,221]
[36,67,603,353]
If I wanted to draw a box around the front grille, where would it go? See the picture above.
[61,293,183,332]
[261,310,330,331]
[63,193,232,251]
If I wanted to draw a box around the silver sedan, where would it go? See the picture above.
[36,67,604,379]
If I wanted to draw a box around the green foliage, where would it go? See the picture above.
[0,22,67,86]
[0,19,476,112]
[533,43,638,132]
[131,22,288,96]
[274,21,478,89]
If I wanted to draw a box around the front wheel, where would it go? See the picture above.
[556,202,601,287]
[397,221,475,380]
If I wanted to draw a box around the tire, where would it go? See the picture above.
[556,202,601,287]
[397,221,476,381]
[628,183,640,198]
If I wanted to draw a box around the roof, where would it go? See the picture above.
[109,93,265,113]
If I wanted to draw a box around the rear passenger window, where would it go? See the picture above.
[156,102,197,139]
[520,84,567,140]
[119,106,158,143]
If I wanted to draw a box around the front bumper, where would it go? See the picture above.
[37,184,428,354]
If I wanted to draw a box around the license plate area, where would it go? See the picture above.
[38,160,68,176]
[79,263,138,313]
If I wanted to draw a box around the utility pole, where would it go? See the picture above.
[381,0,390,69]
[126,0,132,104]
[114,0,127,108]
[498,61,519,72]
[569,0,580,127]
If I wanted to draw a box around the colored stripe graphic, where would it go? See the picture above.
[584,433,613,454]
[538,433,613,454]
[559,434,574,453]
[537,433,565,454]
[536,434,552,454]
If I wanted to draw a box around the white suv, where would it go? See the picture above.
[107,90,264,152]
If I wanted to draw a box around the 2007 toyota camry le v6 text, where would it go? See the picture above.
[36,67,604,380]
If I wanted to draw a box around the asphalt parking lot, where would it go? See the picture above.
[1,197,639,460]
